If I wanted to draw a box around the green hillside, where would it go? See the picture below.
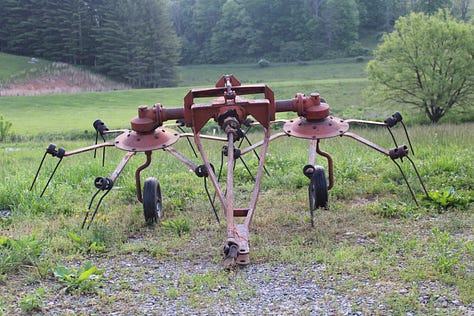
[0,53,50,83]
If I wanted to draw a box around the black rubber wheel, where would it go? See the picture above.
[308,167,328,227]
[143,177,163,224]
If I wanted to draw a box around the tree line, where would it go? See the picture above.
[168,0,470,64]
[0,0,180,88]
[0,0,470,87]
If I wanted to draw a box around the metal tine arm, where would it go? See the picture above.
[238,121,270,177]
[345,112,415,155]
[388,145,429,204]
[176,120,198,158]
[31,142,116,197]
[383,112,415,156]
[405,155,430,198]
[82,187,112,230]
[30,143,61,191]
[30,151,49,191]
[391,159,419,206]
[343,130,428,205]
[29,144,66,197]
[203,176,220,223]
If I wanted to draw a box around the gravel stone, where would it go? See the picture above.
[18,253,469,316]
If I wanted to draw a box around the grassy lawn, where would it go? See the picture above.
[0,53,473,314]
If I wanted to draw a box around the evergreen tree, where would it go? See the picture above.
[357,0,406,31]
[58,0,93,65]
[209,0,254,63]
[1,0,42,56]
[94,0,132,80]
[36,0,68,61]
[94,0,180,87]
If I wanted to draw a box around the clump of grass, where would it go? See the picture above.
[0,233,44,275]
[429,227,460,275]
[162,217,191,237]
[19,288,44,314]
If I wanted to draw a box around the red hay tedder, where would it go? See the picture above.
[31,75,429,268]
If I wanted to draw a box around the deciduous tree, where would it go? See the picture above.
[366,11,474,123]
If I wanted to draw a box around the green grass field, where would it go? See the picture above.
[0,53,473,314]
[0,52,50,84]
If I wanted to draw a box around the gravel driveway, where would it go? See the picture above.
[22,253,471,315]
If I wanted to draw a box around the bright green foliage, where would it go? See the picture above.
[67,231,106,253]
[53,261,102,293]
[422,187,472,211]
[19,288,44,314]
[366,11,474,123]
[162,217,191,237]
[0,233,44,274]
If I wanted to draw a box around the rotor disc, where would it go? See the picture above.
[283,116,349,139]
[114,128,179,152]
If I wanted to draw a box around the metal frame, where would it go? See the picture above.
[30,75,429,267]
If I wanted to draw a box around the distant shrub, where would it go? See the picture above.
[257,59,271,68]
[0,115,12,141]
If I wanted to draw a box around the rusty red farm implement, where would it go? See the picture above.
[30,75,429,267]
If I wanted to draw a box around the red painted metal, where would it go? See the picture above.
[283,116,349,139]
[30,74,429,268]
[183,75,275,132]
[114,128,179,152]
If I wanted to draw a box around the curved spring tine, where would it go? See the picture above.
[239,126,271,177]
[212,150,225,204]
[239,157,255,181]
[203,176,220,223]
[400,121,415,156]
[244,136,270,177]
[82,189,102,229]
[93,132,107,166]
[405,155,429,198]
[39,157,63,197]
[391,159,419,206]
[178,125,198,158]
[386,126,399,149]
[30,151,48,191]
[82,188,112,230]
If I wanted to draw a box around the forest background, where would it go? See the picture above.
[0,0,471,88]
